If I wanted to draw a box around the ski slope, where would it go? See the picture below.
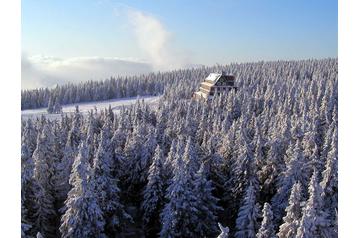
[21,95,161,120]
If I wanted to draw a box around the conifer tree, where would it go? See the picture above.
[296,171,331,238]
[32,124,57,237]
[53,97,63,114]
[21,141,34,237]
[60,142,105,238]
[142,145,166,236]
[277,182,302,238]
[235,185,260,238]
[22,119,37,156]
[183,136,200,177]
[231,136,259,212]
[320,127,338,224]
[271,141,307,224]
[47,96,54,113]
[92,125,130,235]
[54,108,82,205]
[256,203,276,238]
[193,163,221,237]
[159,155,198,238]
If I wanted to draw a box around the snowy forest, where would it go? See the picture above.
[21,59,338,238]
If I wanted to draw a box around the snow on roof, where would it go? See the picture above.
[205,73,222,83]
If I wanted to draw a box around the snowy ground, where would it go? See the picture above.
[21,95,162,120]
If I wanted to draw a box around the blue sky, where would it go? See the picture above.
[21,0,337,88]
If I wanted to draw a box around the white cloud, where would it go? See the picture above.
[125,8,190,70]
[21,54,153,89]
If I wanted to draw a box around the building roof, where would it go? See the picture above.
[205,73,222,84]
[205,72,235,84]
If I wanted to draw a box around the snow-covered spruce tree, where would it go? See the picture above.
[142,145,166,236]
[320,126,338,225]
[226,90,241,122]
[271,141,308,225]
[53,107,83,206]
[53,96,63,114]
[258,139,283,202]
[201,130,225,195]
[256,203,276,238]
[60,142,105,238]
[277,182,302,238]
[155,105,168,142]
[84,112,97,163]
[21,141,35,237]
[296,171,331,238]
[183,136,201,177]
[161,138,177,181]
[234,184,260,238]
[32,124,58,237]
[140,126,158,182]
[47,96,54,114]
[22,119,38,156]
[123,121,148,200]
[192,163,222,237]
[230,132,259,223]
[159,155,198,238]
[92,120,130,235]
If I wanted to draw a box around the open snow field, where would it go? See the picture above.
[21,95,161,120]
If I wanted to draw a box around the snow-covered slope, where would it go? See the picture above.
[21,95,161,120]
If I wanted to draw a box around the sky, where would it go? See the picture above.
[22,0,338,89]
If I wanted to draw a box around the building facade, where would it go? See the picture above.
[193,73,238,100]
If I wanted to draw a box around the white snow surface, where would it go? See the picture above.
[21,95,161,120]
[205,73,221,83]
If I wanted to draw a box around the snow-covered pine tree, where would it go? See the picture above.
[84,112,97,163]
[53,96,63,114]
[271,141,308,225]
[140,126,158,182]
[21,141,34,237]
[258,139,283,201]
[296,171,331,238]
[277,182,302,238]
[60,142,105,238]
[47,96,54,114]
[22,119,37,156]
[142,145,166,236]
[155,107,168,146]
[234,184,260,238]
[123,121,147,198]
[320,126,338,226]
[32,124,57,237]
[183,136,200,177]
[256,203,276,238]
[162,138,177,181]
[159,154,198,238]
[231,132,259,215]
[92,120,130,235]
[53,108,83,206]
[192,163,222,237]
